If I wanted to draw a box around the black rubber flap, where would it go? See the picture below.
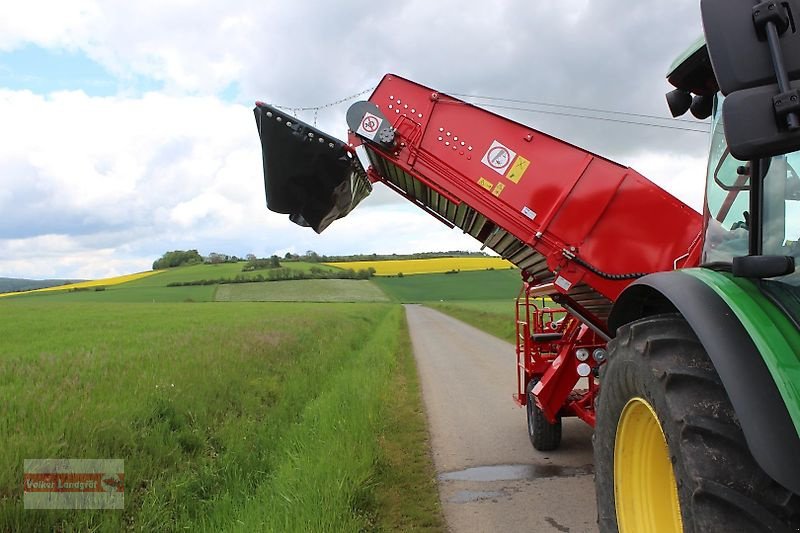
[253,103,371,233]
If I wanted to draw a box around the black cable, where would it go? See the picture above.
[449,92,705,126]
[464,102,710,134]
[270,86,710,134]
[570,254,648,280]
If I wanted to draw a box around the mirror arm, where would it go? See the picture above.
[753,1,800,130]
[748,158,767,255]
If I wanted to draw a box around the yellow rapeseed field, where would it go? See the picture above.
[323,257,514,276]
[0,270,162,297]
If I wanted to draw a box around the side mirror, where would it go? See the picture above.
[701,0,800,94]
[724,80,800,159]
[702,0,800,158]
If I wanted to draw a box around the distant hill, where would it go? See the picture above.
[0,277,84,293]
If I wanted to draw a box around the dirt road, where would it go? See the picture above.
[405,304,597,533]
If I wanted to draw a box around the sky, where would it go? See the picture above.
[0,1,712,279]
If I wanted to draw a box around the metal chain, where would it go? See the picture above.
[270,86,375,113]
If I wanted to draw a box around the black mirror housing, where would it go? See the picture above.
[701,0,800,95]
[702,0,800,159]
[724,80,800,160]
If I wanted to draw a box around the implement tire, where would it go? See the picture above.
[526,378,561,451]
[594,314,800,533]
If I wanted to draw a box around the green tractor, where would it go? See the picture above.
[594,1,800,531]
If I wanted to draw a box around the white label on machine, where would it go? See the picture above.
[521,206,536,220]
[354,144,372,173]
[555,275,572,291]
[357,112,382,140]
[481,140,516,175]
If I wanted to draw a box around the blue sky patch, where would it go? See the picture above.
[0,45,160,96]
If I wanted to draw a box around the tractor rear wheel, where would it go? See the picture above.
[526,378,561,451]
[594,314,800,533]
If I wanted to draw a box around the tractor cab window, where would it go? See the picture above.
[704,95,800,285]
[763,152,800,285]
[703,96,750,263]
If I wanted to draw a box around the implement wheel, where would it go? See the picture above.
[526,378,561,451]
[594,314,800,533]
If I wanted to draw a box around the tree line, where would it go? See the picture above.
[166,266,375,287]
[153,249,493,271]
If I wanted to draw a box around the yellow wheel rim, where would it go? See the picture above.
[614,397,683,533]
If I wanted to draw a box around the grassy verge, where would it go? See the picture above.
[426,299,518,343]
[373,313,444,531]
[210,306,445,532]
[1,300,442,531]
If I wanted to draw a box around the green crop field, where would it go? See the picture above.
[4,262,341,303]
[122,261,338,287]
[369,269,556,343]
[0,299,443,531]
[372,269,521,302]
[215,279,389,302]
[7,284,217,303]
[425,299,518,343]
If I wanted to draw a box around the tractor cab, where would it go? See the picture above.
[705,96,800,284]
[667,38,800,287]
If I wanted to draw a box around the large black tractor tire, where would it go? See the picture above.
[526,378,561,451]
[594,314,800,533]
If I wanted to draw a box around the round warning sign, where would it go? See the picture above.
[481,140,517,175]
[487,146,510,169]
[361,115,379,133]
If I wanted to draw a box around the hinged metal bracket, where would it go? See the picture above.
[752,0,791,40]
[773,88,800,120]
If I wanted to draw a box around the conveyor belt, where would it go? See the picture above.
[369,148,613,319]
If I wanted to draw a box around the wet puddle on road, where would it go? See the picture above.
[448,489,506,503]
[438,463,594,482]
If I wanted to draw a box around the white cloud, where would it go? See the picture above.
[0,234,144,279]
[0,1,99,51]
[0,88,265,276]
[627,151,708,212]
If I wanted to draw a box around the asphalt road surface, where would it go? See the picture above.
[405,304,597,533]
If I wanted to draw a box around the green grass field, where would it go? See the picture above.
[0,300,443,531]
[372,269,521,302]
[0,262,531,530]
[215,279,389,302]
[4,262,338,303]
[128,261,337,286]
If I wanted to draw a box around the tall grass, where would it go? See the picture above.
[0,300,442,531]
[214,307,420,531]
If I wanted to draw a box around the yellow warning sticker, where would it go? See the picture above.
[477,177,494,191]
[506,155,530,183]
[492,182,505,197]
